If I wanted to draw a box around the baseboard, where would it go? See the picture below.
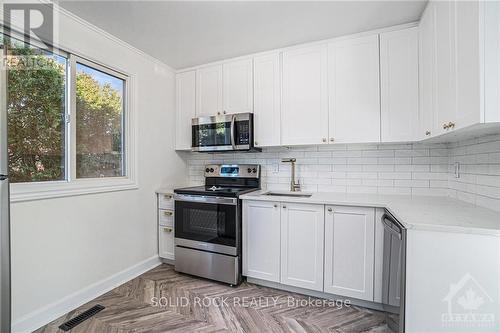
[12,255,162,333]
[246,277,384,312]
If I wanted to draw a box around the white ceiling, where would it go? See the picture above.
[60,1,427,69]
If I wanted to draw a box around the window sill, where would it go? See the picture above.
[10,178,139,203]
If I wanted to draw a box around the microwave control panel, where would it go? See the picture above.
[236,121,250,145]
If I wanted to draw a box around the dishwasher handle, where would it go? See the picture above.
[382,214,403,240]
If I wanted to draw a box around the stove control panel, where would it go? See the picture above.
[204,164,260,178]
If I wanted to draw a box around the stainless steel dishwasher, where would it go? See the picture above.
[382,212,406,333]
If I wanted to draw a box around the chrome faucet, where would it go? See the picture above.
[281,158,301,192]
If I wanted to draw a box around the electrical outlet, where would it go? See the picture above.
[454,162,460,178]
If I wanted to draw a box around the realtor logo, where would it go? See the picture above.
[442,273,495,329]
[3,2,55,51]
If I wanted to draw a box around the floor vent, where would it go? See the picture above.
[58,304,105,331]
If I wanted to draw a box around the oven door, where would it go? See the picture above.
[174,194,239,256]
[191,113,252,152]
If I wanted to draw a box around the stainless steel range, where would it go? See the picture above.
[173,164,261,285]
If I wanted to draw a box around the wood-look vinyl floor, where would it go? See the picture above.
[35,264,389,333]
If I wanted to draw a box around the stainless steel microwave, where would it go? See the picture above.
[191,113,260,152]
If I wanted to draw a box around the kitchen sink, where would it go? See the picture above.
[263,191,313,198]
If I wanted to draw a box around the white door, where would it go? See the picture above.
[175,71,196,150]
[418,2,437,139]
[433,0,456,135]
[282,44,329,145]
[223,59,253,114]
[281,203,324,291]
[454,0,481,129]
[159,225,175,260]
[328,35,380,143]
[324,206,375,301]
[380,27,419,142]
[253,53,281,147]
[196,65,223,117]
[243,200,281,282]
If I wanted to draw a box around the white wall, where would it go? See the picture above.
[9,5,186,329]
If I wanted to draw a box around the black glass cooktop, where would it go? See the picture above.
[174,185,258,198]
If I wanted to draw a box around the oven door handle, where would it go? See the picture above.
[230,114,236,150]
[174,194,237,205]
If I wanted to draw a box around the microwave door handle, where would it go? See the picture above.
[230,114,236,149]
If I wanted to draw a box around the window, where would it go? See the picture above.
[4,36,68,183]
[1,33,135,201]
[75,61,125,178]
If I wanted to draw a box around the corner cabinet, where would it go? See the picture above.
[280,203,325,291]
[242,200,281,282]
[282,44,329,145]
[324,206,375,301]
[380,28,419,142]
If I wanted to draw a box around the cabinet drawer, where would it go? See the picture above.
[159,209,174,226]
[159,225,175,260]
[158,193,174,209]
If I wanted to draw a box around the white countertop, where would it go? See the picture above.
[240,191,500,236]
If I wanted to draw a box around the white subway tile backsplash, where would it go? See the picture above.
[183,134,500,211]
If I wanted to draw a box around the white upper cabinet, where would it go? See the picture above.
[242,200,281,282]
[175,71,196,150]
[324,206,375,301]
[433,0,456,136]
[380,28,419,142]
[196,64,223,117]
[281,203,324,291]
[418,2,437,139]
[454,0,481,128]
[328,35,381,144]
[282,45,329,145]
[253,53,281,147]
[223,59,253,114]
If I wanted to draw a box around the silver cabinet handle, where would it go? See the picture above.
[163,227,173,233]
[273,204,277,208]
[443,123,449,130]
[223,110,227,114]
[322,138,327,143]
[327,207,332,212]
[330,138,334,142]
[448,122,455,129]
[282,205,287,209]
[163,194,172,200]
[163,210,173,216]
[425,131,431,136]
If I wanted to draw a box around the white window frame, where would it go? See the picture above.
[9,46,137,202]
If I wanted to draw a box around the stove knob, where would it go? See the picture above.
[205,168,210,173]
[247,168,252,173]
[209,168,214,173]
[252,168,257,173]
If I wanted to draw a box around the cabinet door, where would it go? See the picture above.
[380,28,419,142]
[196,65,223,117]
[328,35,380,143]
[281,203,324,291]
[223,59,253,114]
[253,53,281,147]
[324,206,375,301]
[282,45,329,145]
[433,0,456,135]
[418,2,437,139]
[159,225,175,260]
[243,200,281,282]
[455,0,481,129]
[175,71,196,150]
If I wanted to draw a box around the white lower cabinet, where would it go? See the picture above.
[280,203,325,291]
[243,200,281,282]
[159,225,175,260]
[324,206,375,301]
